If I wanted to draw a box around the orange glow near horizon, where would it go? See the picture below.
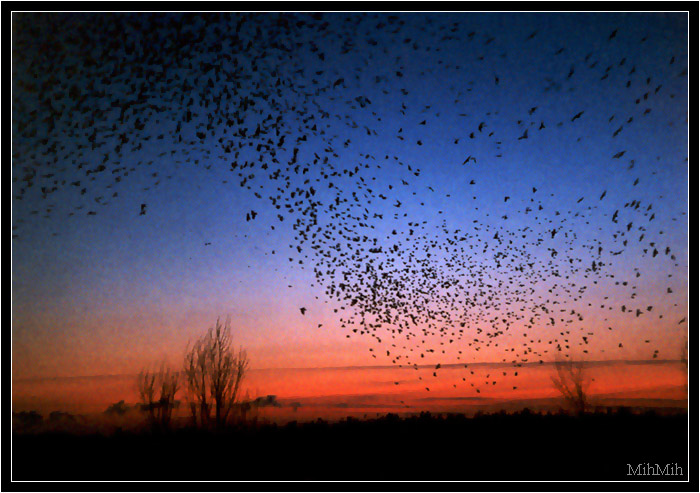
[13,360,687,425]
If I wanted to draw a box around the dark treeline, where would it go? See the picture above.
[13,409,687,481]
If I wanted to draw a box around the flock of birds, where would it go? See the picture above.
[12,13,687,394]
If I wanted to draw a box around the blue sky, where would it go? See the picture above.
[12,12,688,379]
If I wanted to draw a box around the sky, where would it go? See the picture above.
[12,10,688,401]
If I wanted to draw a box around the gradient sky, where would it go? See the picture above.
[12,12,688,385]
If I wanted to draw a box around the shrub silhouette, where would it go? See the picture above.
[104,400,130,416]
[13,410,43,430]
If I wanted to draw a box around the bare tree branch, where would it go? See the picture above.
[551,356,589,415]
[137,362,179,431]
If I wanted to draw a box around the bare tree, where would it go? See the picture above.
[137,362,180,431]
[183,317,249,429]
[183,335,210,427]
[551,356,589,415]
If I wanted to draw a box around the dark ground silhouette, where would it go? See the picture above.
[12,409,688,482]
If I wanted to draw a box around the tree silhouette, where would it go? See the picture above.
[183,317,249,429]
[137,362,179,431]
[551,356,589,415]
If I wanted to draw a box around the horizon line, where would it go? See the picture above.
[12,358,684,383]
